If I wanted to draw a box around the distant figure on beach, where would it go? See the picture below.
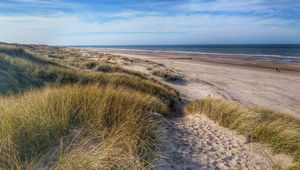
[276,67,281,72]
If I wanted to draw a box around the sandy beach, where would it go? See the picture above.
[1,42,298,169]
[94,49,300,118]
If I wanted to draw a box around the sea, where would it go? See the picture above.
[70,44,300,64]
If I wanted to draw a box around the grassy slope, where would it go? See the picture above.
[184,98,300,169]
[0,44,179,169]
[0,84,167,169]
[0,45,179,110]
[0,48,49,94]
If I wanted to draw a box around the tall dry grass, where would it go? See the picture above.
[184,98,300,169]
[0,84,168,169]
[37,67,179,111]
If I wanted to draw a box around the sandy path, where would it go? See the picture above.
[155,114,272,170]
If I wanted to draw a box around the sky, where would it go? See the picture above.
[1,0,300,45]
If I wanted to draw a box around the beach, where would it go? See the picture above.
[2,0,300,168]
[93,49,300,118]
[1,42,299,169]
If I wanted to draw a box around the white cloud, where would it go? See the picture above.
[174,0,300,13]
[1,0,83,11]
[1,9,300,45]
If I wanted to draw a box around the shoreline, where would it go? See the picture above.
[88,48,300,75]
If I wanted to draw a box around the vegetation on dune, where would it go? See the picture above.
[0,43,180,169]
[0,46,179,110]
[151,69,183,82]
[37,67,179,111]
[184,98,300,169]
[0,46,59,66]
[0,46,63,94]
[84,61,149,79]
[83,60,98,69]
[0,52,43,94]
[0,84,167,169]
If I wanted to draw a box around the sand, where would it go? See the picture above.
[85,48,300,169]
[153,113,273,170]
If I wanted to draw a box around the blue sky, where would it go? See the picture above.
[1,0,300,45]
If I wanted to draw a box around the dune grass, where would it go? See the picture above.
[0,44,181,169]
[0,46,59,66]
[83,61,149,80]
[151,69,183,81]
[95,63,148,78]
[0,53,44,94]
[0,84,168,169]
[37,67,179,111]
[0,46,179,110]
[184,98,300,169]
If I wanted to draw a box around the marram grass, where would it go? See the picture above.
[0,84,168,169]
[0,46,180,111]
